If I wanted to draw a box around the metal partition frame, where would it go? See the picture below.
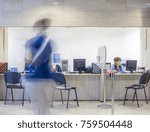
[97,45,115,115]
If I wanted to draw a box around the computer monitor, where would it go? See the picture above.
[73,59,86,73]
[126,60,137,72]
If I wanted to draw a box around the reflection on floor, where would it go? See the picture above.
[0,101,150,115]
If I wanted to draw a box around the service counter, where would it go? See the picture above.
[0,73,149,101]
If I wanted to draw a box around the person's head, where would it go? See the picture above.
[114,57,121,66]
[33,18,51,35]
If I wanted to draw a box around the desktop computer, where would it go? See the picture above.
[61,59,68,72]
[126,60,137,73]
[73,59,86,73]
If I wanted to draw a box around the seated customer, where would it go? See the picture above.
[111,57,125,73]
[55,64,62,72]
[52,64,62,73]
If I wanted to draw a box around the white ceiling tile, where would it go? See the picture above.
[0,0,150,26]
[106,0,127,10]
[23,0,44,10]
[1,0,23,12]
[127,0,150,9]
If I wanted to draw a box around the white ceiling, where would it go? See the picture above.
[0,0,150,27]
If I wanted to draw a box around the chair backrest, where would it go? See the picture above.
[139,71,150,86]
[52,73,66,87]
[146,71,150,85]
[4,72,21,85]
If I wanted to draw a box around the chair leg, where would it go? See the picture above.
[4,88,8,105]
[144,88,148,104]
[66,90,70,109]
[133,91,136,102]
[123,88,128,105]
[51,89,55,107]
[74,88,79,106]
[22,89,25,106]
[135,90,139,108]
[60,90,64,104]
[11,88,14,102]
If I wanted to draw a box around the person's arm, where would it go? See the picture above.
[111,64,115,71]
[121,65,125,73]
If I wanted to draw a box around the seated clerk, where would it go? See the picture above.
[111,57,125,73]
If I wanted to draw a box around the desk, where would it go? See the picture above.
[64,73,148,101]
[0,73,149,101]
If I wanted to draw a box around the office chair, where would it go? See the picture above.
[123,71,150,107]
[51,73,79,108]
[4,72,25,106]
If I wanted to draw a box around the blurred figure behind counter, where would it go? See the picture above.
[111,57,125,73]
[25,18,54,115]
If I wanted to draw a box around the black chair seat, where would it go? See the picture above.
[125,84,145,89]
[54,85,76,90]
[7,85,24,89]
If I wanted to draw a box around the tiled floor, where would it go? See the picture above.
[0,101,150,115]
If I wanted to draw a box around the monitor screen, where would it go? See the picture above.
[126,60,137,72]
[73,59,86,72]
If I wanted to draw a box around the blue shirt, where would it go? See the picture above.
[111,64,125,73]
[25,34,52,79]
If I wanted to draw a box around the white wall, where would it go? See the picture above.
[8,27,140,72]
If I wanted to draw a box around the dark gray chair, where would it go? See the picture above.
[123,71,150,107]
[4,72,25,106]
[51,73,79,108]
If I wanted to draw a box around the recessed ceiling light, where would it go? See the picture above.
[53,2,59,5]
[145,3,150,7]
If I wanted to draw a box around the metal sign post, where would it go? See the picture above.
[97,46,115,115]
[97,46,111,109]
[98,70,112,109]
[111,72,115,115]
